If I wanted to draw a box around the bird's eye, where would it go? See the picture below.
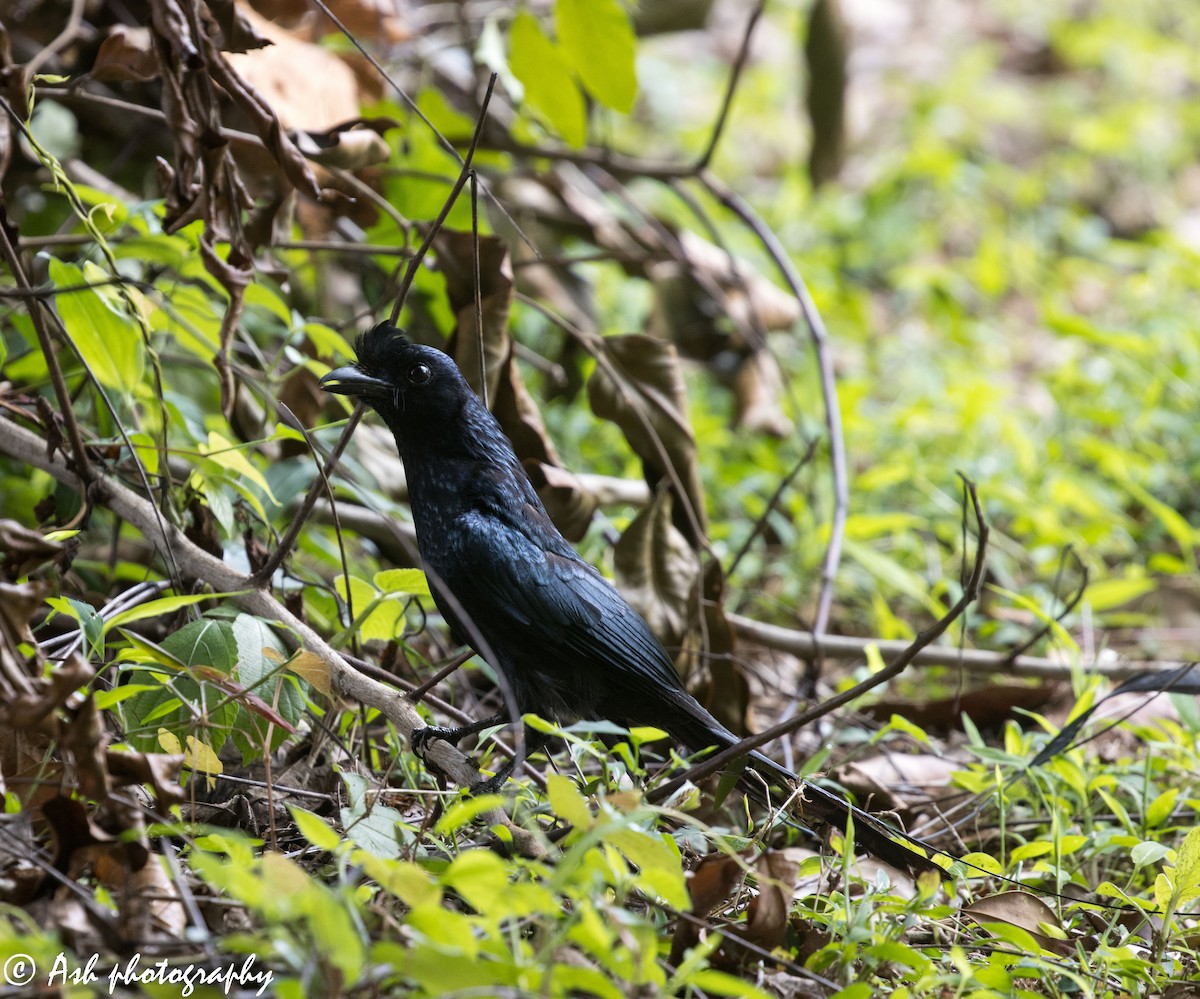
[407,362,432,385]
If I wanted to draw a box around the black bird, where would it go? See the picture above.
[321,322,942,876]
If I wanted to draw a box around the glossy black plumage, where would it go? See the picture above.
[321,322,942,876]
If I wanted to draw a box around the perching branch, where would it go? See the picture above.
[0,411,544,858]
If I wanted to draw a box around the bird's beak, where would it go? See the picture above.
[320,365,392,398]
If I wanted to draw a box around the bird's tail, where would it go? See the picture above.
[744,748,945,877]
[669,710,946,877]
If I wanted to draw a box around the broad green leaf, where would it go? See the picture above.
[546,773,593,829]
[1084,573,1156,612]
[1169,826,1200,904]
[434,794,506,834]
[1131,841,1171,868]
[509,11,587,147]
[49,257,145,393]
[682,971,774,999]
[555,0,637,113]
[357,854,441,909]
[373,568,432,597]
[606,827,687,908]
[340,800,404,859]
[959,852,1003,877]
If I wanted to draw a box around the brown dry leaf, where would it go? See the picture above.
[286,649,331,697]
[440,231,596,540]
[689,853,749,916]
[613,488,699,651]
[292,118,396,171]
[963,890,1072,955]
[587,334,706,547]
[0,578,47,694]
[225,8,360,132]
[669,852,747,964]
[207,0,272,52]
[42,795,112,871]
[836,752,963,812]
[106,750,187,808]
[865,683,1060,733]
[92,25,160,82]
[129,853,189,937]
[732,348,793,437]
[59,694,111,801]
[645,231,797,435]
[0,520,67,578]
[744,850,802,951]
[680,559,748,732]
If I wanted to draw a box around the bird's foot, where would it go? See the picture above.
[468,771,510,795]
[411,724,466,756]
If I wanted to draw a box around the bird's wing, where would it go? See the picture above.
[440,505,692,711]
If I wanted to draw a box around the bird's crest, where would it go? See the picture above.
[353,321,412,372]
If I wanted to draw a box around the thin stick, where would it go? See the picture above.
[700,175,850,657]
[0,221,92,486]
[249,407,363,585]
[648,478,988,803]
[389,75,498,325]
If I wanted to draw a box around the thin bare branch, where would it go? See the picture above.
[390,74,498,324]
[649,478,988,803]
[699,174,850,657]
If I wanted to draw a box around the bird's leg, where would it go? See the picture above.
[411,712,505,755]
[469,726,548,795]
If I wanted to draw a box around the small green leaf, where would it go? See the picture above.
[509,11,587,147]
[290,806,342,852]
[547,773,593,829]
[49,257,145,394]
[555,0,637,113]
[104,591,239,635]
[434,794,506,834]
[1085,576,1158,612]
[1132,841,1171,868]
[200,432,279,504]
[959,852,1003,876]
[1147,788,1180,828]
[373,568,432,597]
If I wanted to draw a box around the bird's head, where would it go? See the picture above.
[320,322,470,427]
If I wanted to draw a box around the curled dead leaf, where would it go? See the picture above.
[92,26,160,82]
[587,334,706,547]
[439,231,597,540]
[613,488,699,652]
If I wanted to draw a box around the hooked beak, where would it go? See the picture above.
[320,365,392,398]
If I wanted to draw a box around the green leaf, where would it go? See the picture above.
[49,257,145,394]
[555,0,637,113]
[104,591,239,635]
[959,852,1003,877]
[688,970,774,999]
[1169,826,1200,905]
[606,827,687,908]
[200,432,279,505]
[290,806,342,852]
[1085,575,1159,612]
[509,11,587,147]
[434,794,506,834]
[546,773,593,829]
[1146,788,1179,828]
[373,568,432,598]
